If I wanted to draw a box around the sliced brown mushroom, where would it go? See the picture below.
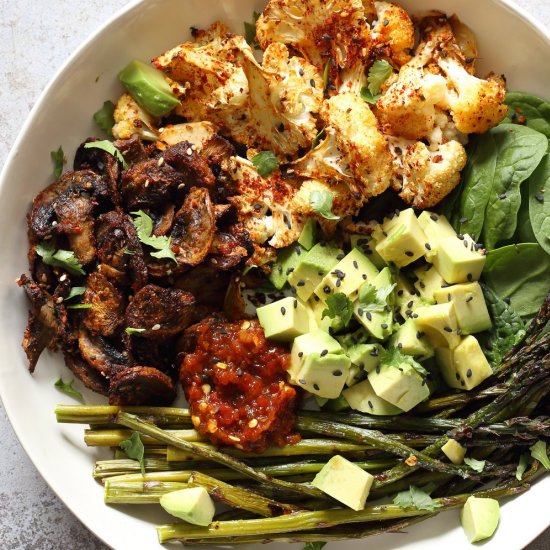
[209,223,253,270]
[113,135,149,165]
[96,210,148,291]
[171,187,215,267]
[108,366,176,405]
[125,284,196,337]
[78,327,129,377]
[162,141,215,188]
[64,351,109,396]
[82,272,126,337]
[174,264,230,306]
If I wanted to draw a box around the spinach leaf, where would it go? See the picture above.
[505,91,550,142]
[481,284,526,365]
[515,180,537,243]
[93,100,115,136]
[528,153,550,254]
[458,125,547,248]
[483,244,550,317]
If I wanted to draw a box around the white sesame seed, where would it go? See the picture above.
[202,384,211,395]
[56,297,64,304]
[228,435,241,442]
[178,183,185,190]
[241,321,251,330]
[157,157,165,167]
[51,220,58,227]
[248,419,258,428]
[151,324,161,331]
[59,274,67,282]
[144,179,150,188]
[186,147,193,155]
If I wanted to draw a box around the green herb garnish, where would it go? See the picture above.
[84,140,127,168]
[464,457,486,472]
[244,11,261,49]
[66,287,86,301]
[311,127,326,150]
[51,146,65,178]
[357,281,396,313]
[310,189,339,220]
[393,485,440,512]
[54,378,84,402]
[66,303,93,310]
[125,327,146,335]
[360,86,382,104]
[252,151,278,177]
[323,59,330,90]
[303,543,326,550]
[119,432,146,476]
[35,242,85,276]
[93,100,116,136]
[516,453,530,480]
[367,60,392,96]
[322,293,354,327]
[131,210,177,262]
[530,440,550,470]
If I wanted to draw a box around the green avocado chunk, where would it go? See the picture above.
[269,243,305,290]
[256,297,310,342]
[298,218,318,250]
[343,378,403,415]
[460,496,500,543]
[118,59,180,117]
[159,487,215,526]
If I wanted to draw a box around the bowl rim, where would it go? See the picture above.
[1,1,549,549]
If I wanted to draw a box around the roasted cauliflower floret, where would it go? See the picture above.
[388,137,467,208]
[229,158,304,249]
[371,1,414,66]
[322,92,392,200]
[112,93,159,141]
[256,0,372,88]
[159,121,217,148]
[437,56,508,134]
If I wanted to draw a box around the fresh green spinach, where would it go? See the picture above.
[481,284,526,366]
[504,91,550,142]
[483,244,550,318]
[458,124,547,249]
[527,153,550,255]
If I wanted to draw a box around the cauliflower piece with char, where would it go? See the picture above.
[112,93,159,141]
[256,0,372,89]
[388,137,467,208]
[371,1,414,66]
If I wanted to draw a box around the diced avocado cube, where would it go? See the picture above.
[345,364,362,387]
[390,320,434,360]
[315,248,379,301]
[460,496,500,543]
[432,234,486,284]
[343,378,403,415]
[288,243,343,301]
[435,335,493,390]
[395,274,416,309]
[369,363,429,412]
[350,234,386,269]
[441,439,466,465]
[159,487,215,526]
[433,282,492,335]
[375,209,428,268]
[295,352,351,399]
[413,264,448,303]
[322,394,351,412]
[417,211,457,260]
[354,267,395,340]
[257,297,310,342]
[298,218,317,250]
[314,395,329,408]
[347,343,383,373]
[289,329,343,381]
[118,60,180,117]
[308,297,344,333]
[312,455,374,511]
[269,243,305,290]
[415,302,461,349]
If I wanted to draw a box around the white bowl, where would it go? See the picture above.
[1,1,549,549]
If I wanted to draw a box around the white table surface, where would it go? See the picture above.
[1,1,550,548]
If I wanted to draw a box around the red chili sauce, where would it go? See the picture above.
[180,316,301,452]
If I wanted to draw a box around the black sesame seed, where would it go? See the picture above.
[281,307,286,315]
[366,312,372,321]
[448,293,451,301]
[504,297,511,304]
[310,78,316,87]
[370,348,379,357]
[461,380,466,387]
[463,240,468,248]
[290,286,297,294]
[397,342,403,349]
[397,290,404,297]
[358,307,364,316]
[413,313,419,319]
[296,247,302,255]
[457,233,464,240]
[405,250,414,257]
[332,370,343,377]
[299,68,305,76]
[318,271,325,276]
[383,19,389,26]
[466,369,473,378]
[313,383,320,391]
[368,400,374,409]
[323,285,331,294]
[535,193,544,203]
[455,372,460,381]
[425,243,432,251]
[335,279,342,288]
[385,305,392,312]
[294,300,298,309]
[419,281,426,289]
[321,349,328,357]
[444,326,453,333]
[430,214,438,222]
[416,331,422,339]
[466,296,474,303]
[366,249,373,255]
[405,309,413,317]
[353,260,359,269]
[297,280,305,287]
[278,265,283,273]
[286,267,294,275]
[376,366,381,374]
[362,274,368,280]
[381,323,389,329]
[336,254,345,260]
[467,273,473,282]
[314,295,321,302]
[357,238,368,246]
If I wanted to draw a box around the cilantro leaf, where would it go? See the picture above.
[119,431,146,476]
[360,86,381,104]
[367,60,392,95]
[244,11,261,50]
[66,286,86,301]
[93,100,115,136]
[125,327,145,335]
[35,242,86,276]
[131,210,177,262]
[516,453,530,480]
[84,140,127,168]
[252,151,278,177]
[381,347,428,378]
[310,190,340,220]
[464,457,486,472]
[530,440,550,470]
[322,293,354,327]
[51,146,65,178]
[393,485,440,512]
[54,378,84,402]
[357,281,396,313]
[303,543,326,550]
[311,127,326,150]
[66,303,93,310]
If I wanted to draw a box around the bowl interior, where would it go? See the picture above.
[1,1,549,549]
